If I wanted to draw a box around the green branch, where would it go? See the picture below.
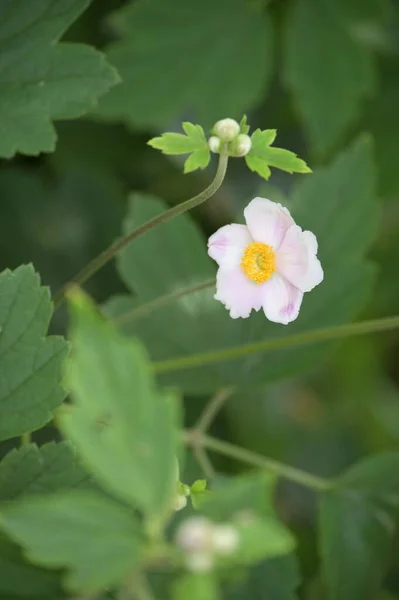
[155,315,399,373]
[53,154,229,309]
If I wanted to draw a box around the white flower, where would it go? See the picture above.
[175,517,213,552]
[208,136,221,153]
[213,118,240,142]
[211,524,239,555]
[208,197,323,324]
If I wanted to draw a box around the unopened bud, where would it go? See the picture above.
[231,134,252,157]
[175,517,213,552]
[211,524,239,555]
[174,494,188,512]
[213,118,240,142]
[185,551,213,573]
[208,136,221,153]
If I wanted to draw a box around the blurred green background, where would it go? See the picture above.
[2,0,399,596]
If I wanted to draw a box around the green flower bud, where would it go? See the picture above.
[208,135,221,153]
[213,118,240,142]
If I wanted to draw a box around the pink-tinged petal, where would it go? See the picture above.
[244,197,295,249]
[208,224,253,268]
[215,267,263,319]
[276,225,323,293]
[262,273,303,325]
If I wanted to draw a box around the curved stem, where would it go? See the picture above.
[154,314,399,374]
[53,154,229,310]
[115,279,216,326]
[184,430,331,491]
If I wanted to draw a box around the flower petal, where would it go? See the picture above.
[276,225,324,293]
[208,224,252,268]
[262,273,303,325]
[244,197,295,249]
[215,267,263,319]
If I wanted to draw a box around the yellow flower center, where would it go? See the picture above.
[240,242,276,284]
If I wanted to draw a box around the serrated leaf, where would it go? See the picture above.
[319,453,399,600]
[245,129,310,180]
[0,491,142,593]
[96,0,273,129]
[0,265,69,440]
[283,0,375,155]
[104,137,379,394]
[0,442,90,502]
[149,123,211,173]
[60,291,180,518]
[0,0,119,158]
[239,115,250,135]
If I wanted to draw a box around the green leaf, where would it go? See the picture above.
[0,533,61,600]
[105,137,379,394]
[0,442,90,502]
[245,129,311,180]
[0,0,119,158]
[148,123,211,173]
[0,491,142,593]
[200,474,294,564]
[319,453,399,600]
[283,0,375,155]
[0,265,69,441]
[224,555,300,600]
[173,573,219,600]
[239,115,250,135]
[96,0,273,129]
[60,290,180,518]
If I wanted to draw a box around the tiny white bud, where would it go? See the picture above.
[208,136,221,153]
[233,133,252,157]
[174,494,188,512]
[211,524,240,555]
[175,517,213,552]
[186,551,213,573]
[213,118,240,142]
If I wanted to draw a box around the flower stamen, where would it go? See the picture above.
[241,242,276,284]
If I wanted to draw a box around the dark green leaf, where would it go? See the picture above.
[60,290,181,518]
[0,491,142,593]
[0,0,119,158]
[283,0,375,155]
[97,0,273,128]
[319,453,399,600]
[0,265,69,440]
[173,573,219,600]
[0,442,90,502]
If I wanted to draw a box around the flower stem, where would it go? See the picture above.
[53,154,229,310]
[184,430,331,491]
[195,387,235,433]
[115,279,216,326]
[154,315,399,374]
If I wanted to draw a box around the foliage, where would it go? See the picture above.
[0,0,399,599]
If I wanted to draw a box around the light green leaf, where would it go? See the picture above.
[0,491,142,593]
[245,129,310,179]
[0,265,69,440]
[283,0,375,155]
[224,555,301,600]
[96,0,273,128]
[239,115,250,135]
[0,0,119,158]
[60,291,180,518]
[173,573,219,600]
[148,123,210,173]
[319,453,399,600]
[0,442,90,502]
[105,137,379,394]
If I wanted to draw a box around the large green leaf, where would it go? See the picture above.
[0,491,142,593]
[283,0,375,155]
[60,290,180,519]
[319,453,399,600]
[0,0,119,158]
[97,0,272,128]
[0,442,90,502]
[105,137,378,393]
[0,265,69,440]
